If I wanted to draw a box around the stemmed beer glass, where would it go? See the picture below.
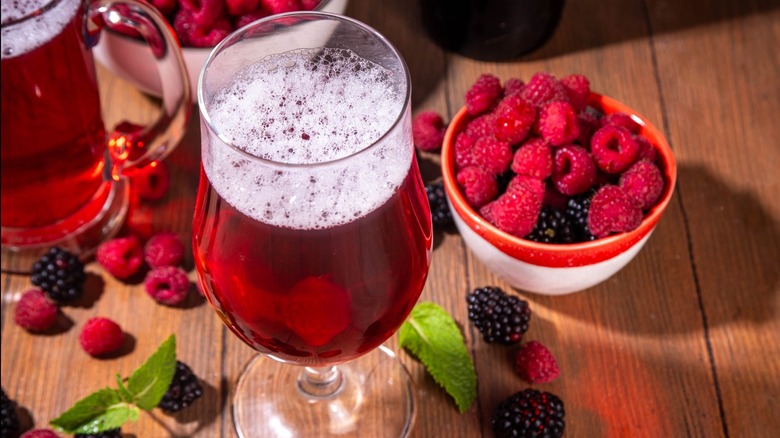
[193,12,432,437]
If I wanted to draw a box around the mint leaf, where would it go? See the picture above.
[72,403,139,435]
[115,374,133,403]
[50,388,125,433]
[399,302,477,413]
[127,334,176,410]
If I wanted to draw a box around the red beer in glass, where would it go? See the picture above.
[1,0,107,232]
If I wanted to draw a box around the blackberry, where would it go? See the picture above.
[158,361,203,413]
[466,286,531,345]
[565,190,597,243]
[1,388,19,438]
[75,429,122,438]
[525,207,576,244]
[425,180,453,228]
[492,389,565,438]
[30,247,86,303]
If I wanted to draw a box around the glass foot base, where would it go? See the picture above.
[233,345,416,438]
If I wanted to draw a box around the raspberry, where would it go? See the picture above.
[519,71,568,108]
[454,132,477,170]
[1,388,19,438]
[144,266,191,306]
[493,94,536,144]
[537,101,580,146]
[471,136,512,175]
[503,77,524,96]
[426,181,453,228]
[412,111,446,152]
[560,73,590,112]
[144,232,185,268]
[14,289,58,332]
[465,73,503,116]
[552,145,597,196]
[506,175,545,202]
[590,125,639,174]
[634,134,657,163]
[261,0,300,14]
[603,111,642,134]
[619,160,665,210]
[158,361,204,413]
[466,286,531,345]
[130,160,171,201]
[525,207,575,244]
[479,180,542,237]
[492,389,565,438]
[30,247,86,304]
[74,429,122,438]
[510,137,553,179]
[20,430,60,438]
[587,185,643,238]
[96,236,144,280]
[464,113,495,140]
[300,0,321,8]
[79,317,125,357]
[514,340,561,383]
[456,166,498,209]
[235,8,272,28]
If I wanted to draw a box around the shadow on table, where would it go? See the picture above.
[528,164,778,336]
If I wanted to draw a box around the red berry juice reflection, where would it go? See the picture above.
[193,48,432,366]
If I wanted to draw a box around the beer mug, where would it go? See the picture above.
[1,0,190,269]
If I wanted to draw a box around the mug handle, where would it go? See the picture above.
[85,0,191,180]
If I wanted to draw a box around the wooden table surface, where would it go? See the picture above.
[2,0,779,437]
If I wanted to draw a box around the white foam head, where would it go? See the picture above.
[203,48,412,230]
[1,0,80,59]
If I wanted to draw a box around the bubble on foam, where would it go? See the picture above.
[1,0,80,59]
[204,48,412,230]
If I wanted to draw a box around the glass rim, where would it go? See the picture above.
[197,11,413,169]
[1,0,64,27]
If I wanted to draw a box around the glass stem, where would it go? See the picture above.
[297,365,344,400]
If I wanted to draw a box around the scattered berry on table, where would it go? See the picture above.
[144,266,191,306]
[14,289,59,332]
[19,430,60,438]
[426,181,453,228]
[79,317,125,357]
[412,111,447,152]
[587,185,643,238]
[30,247,86,304]
[130,160,171,201]
[619,160,664,210]
[465,73,503,116]
[525,207,575,244]
[514,341,561,384]
[96,236,145,280]
[158,361,204,413]
[492,389,565,438]
[466,286,531,345]
[74,429,122,438]
[1,388,19,438]
[144,232,186,268]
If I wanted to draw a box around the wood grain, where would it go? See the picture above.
[2,0,778,437]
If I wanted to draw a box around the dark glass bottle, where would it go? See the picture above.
[420,0,566,61]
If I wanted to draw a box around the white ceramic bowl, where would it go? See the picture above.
[441,93,677,295]
[94,0,348,101]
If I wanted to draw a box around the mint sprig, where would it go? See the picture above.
[51,334,177,434]
[399,302,477,413]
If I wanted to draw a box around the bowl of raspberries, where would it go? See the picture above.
[439,72,676,295]
[94,0,348,100]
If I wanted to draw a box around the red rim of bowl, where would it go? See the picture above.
[441,92,678,268]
